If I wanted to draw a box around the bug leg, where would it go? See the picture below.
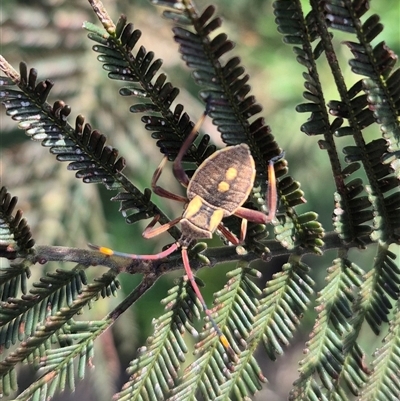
[172,109,208,187]
[181,247,238,362]
[234,152,285,224]
[142,216,182,239]
[88,241,180,260]
[89,215,182,256]
[151,156,188,203]
[240,218,248,243]
[217,219,247,245]
[234,205,274,225]
[217,223,240,245]
[263,151,285,221]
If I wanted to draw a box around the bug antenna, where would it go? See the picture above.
[181,248,238,363]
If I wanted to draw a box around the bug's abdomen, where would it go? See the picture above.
[187,144,256,216]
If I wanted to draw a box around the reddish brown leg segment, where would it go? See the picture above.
[151,156,188,203]
[217,224,240,245]
[88,215,183,257]
[233,152,284,225]
[151,107,211,201]
[88,242,180,260]
[240,218,248,243]
[181,247,238,362]
[172,110,208,187]
[142,215,182,239]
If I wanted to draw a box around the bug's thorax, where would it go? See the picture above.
[180,195,226,244]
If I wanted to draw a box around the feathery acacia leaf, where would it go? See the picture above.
[115,278,197,401]
[275,0,372,250]
[169,266,267,401]
[354,246,398,336]
[0,186,35,314]
[167,4,283,173]
[0,60,179,230]
[251,258,314,362]
[323,0,400,245]
[292,258,364,397]
[12,317,106,401]
[336,245,399,396]
[363,75,400,176]
[1,0,400,400]
[0,186,35,255]
[0,266,97,354]
[84,17,215,166]
[0,269,118,398]
[359,302,400,400]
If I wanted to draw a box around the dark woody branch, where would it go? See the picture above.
[1,231,372,275]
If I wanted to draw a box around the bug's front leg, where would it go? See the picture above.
[142,215,183,239]
[151,156,188,202]
[172,108,209,187]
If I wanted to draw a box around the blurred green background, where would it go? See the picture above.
[1,0,399,400]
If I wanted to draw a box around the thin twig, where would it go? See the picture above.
[87,0,116,34]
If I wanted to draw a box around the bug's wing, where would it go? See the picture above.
[187,144,256,216]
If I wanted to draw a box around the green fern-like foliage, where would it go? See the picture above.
[1,0,399,400]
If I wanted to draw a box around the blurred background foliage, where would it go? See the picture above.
[1,1,399,400]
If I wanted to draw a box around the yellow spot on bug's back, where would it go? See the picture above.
[208,208,224,232]
[225,167,238,181]
[218,181,230,192]
[184,195,203,219]
[217,167,238,192]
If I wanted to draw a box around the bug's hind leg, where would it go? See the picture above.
[88,241,180,260]
[181,247,238,364]
[88,215,182,257]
